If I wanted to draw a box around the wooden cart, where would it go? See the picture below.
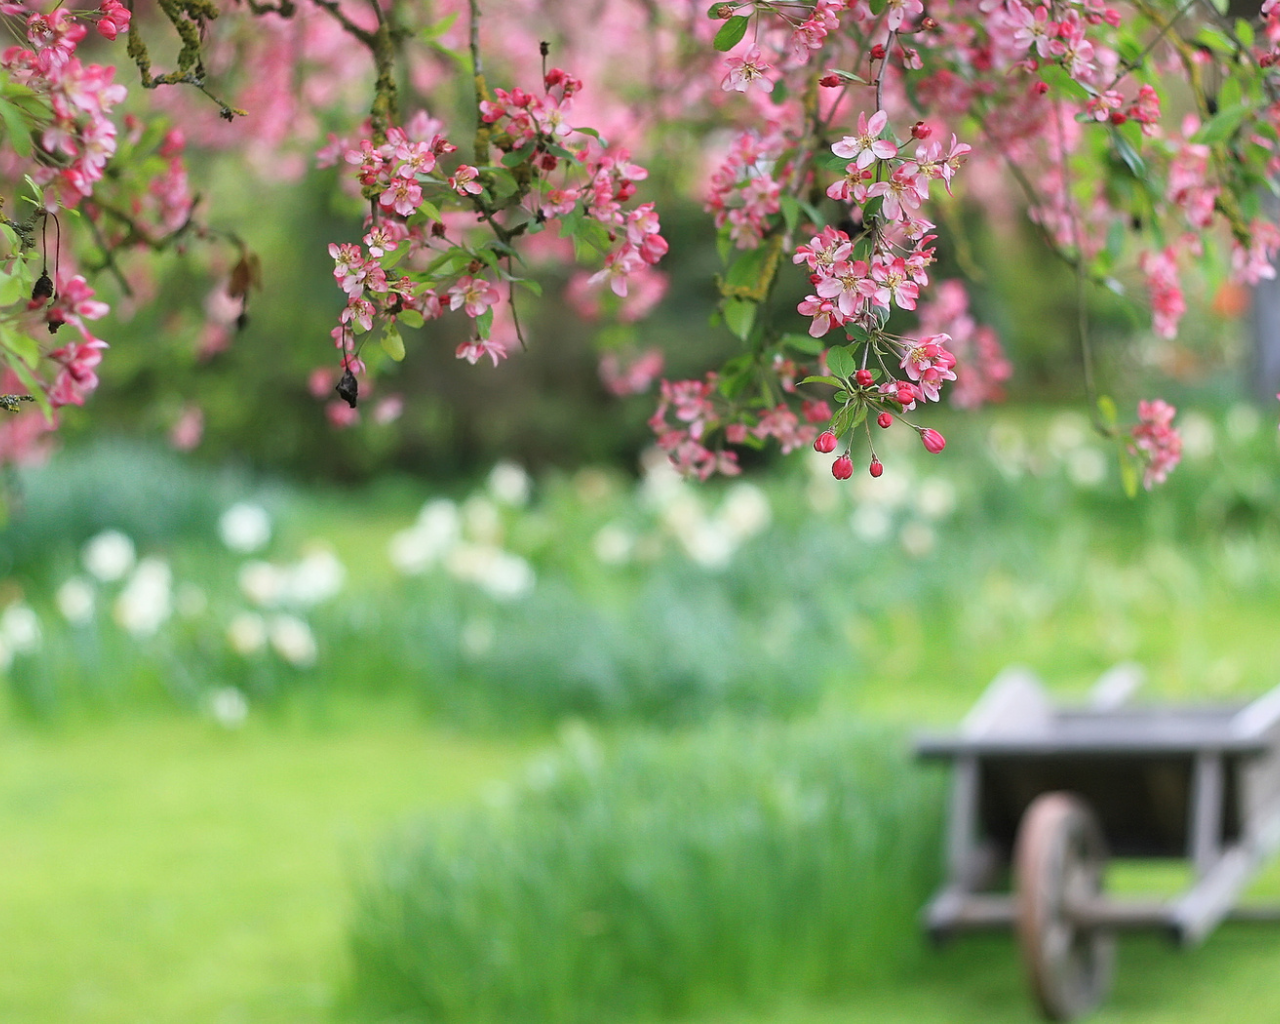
[914,665,1280,1021]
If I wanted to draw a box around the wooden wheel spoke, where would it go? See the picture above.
[1014,792,1116,1022]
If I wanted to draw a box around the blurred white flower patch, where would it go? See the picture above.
[56,577,96,625]
[269,614,318,668]
[113,558,173,637]
[487,461,531,507]
[82,530,136,582]
[219,502,272,554]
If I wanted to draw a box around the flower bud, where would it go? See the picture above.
[819,74,841,88]
[920,428,946,454]
[870,44,886,60]
[814,430,838,454]
[869,458,883,478]
[854,368,874,387]
[877,412,893,429]
[832,454,853,480]
[910,121,931,140]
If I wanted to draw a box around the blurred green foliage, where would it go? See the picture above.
[348,719,944,1024]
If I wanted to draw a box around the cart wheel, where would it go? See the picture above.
[1014,792,1115,1021]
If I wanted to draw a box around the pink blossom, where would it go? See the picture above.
[1130,399,1182,488]
[600,348,664,396]
[448,276,501,318]
[379,177,423,217]
[721,46,774,94]
[455,335,509,366]
[832,110,898,170]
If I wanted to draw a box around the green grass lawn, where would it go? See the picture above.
[4,694,1279,1024]
[0,696,533,1024]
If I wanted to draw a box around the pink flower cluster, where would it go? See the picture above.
[43,274,110,408]
[648,375,740,480]
[2,6,127,206]
[705,128,785,250]
[1129,399,1182,489]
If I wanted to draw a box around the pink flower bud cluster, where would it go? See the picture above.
[1130,399,1182,490]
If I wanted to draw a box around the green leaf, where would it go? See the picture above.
[398,310,425,329]
[1111,130,1145,179]
[724,245,772,289]
[1218,75,1243,115]
[381,325,406,361]
[418,201,441,223]
[1119,450,1140,498]
[501,144,535,168]
[1037,64,1092,102]
[868,0,887,14]
[486,167,520,200]
[798,374,841,388]
[706,1,735,16]
[1236,19,1255,49]
[0,267,25,307]
[723,297,756,341]
[542,143,580,163]
[0,97,32,158]
[1191,103,1251,145]
[832,390,849,404]
[780,332,825,355]
[713,15,749,51]
[826,344,855,380]
[821,68,868,86]
[848,403,868,431]
[1097,394,1118,429]
[1194,25,1233,54]
[475,308,494,340]
[515,278,543,296]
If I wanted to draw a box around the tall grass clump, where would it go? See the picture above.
[0,439,232,577]
[348,718,945,1024]
[382,575,836,726]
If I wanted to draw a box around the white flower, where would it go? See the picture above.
[56,577,96,625]
[0,603,41,653]
[680,521,735,570]
[239,561,285,607]
[639,447,685,508]
[82,530,136,582]
[227,612,267,656]
[207,687,249,728]
[915,477,957,520]
[1180,412,1216,461]
[445,543,535,600]
[269,614,317,668]
[850,504,891,542]
[592,523,635,565]
[114,558,173,637]
[718,482,771,541]
[389,500,460,575]
[219,502,272,554]
[487,461,531,507]
[461,495,502,544]
[1047,411,1090,458]
[287,548,346,605]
